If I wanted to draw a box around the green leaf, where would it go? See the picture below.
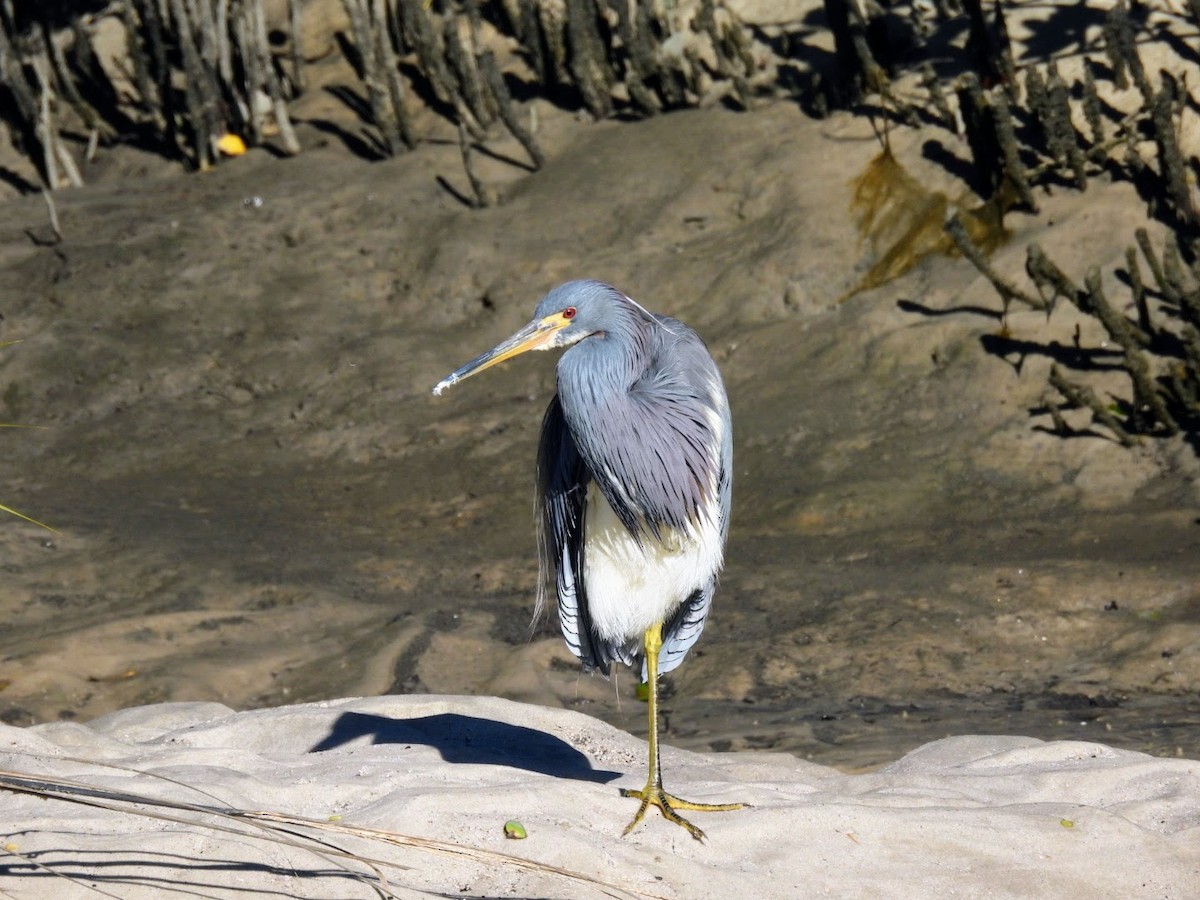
[503,820,527,839]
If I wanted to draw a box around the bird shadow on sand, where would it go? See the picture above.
[309,711,622,784]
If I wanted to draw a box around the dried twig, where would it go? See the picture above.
[479,50,544,169]
[944,212,1045,311]
[1048,365,1137,446]
[457,121,491,208]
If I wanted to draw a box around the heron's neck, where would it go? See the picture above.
[556,307,652,405]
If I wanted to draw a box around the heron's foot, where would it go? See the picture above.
[619,783,745,842]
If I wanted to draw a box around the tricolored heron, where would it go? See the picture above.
[434,280,741,841]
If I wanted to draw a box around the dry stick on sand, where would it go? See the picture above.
[288,0,304,94]
[370,0,414,152]
[46,21,108,141]
[611,0,660,115]
[1044,62,1088,189]
[1147,83,1197,227]
[943,211,1046,313]
[1082,267,1178,435]
[1135,227,1176,303]
[444,14,494,132]
[1141,231,1200,333]
[478,49,544,169]
[170,0,217,169]
[1026,242,1084,309]
[516,0,547,84]
[398,0,457,108]
[1126,245,1154,335]
[1161,240,1200,326]
[1081,61,1107,154]
[1075,266,1152,349]
[118,0,168,134]
[564,0,613,119]
[343,0,412,155]
[988,89,1037,211]
[243,0,301,154]
[536,0,569,86]
[1048,364,1137,446]
[41,188,62,242]
[0,16,84,195]
[1028,238,1181,439]
[457,121,491,208]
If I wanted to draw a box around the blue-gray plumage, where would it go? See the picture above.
[434,280,742,842]
[532,282,732,678]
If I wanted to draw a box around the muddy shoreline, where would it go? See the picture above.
[0,97,1197,772]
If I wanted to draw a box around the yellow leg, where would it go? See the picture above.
[619,624,745,842]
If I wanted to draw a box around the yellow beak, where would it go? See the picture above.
[433,313,571,395]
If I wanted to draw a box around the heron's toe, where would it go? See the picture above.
[619,784,744,842]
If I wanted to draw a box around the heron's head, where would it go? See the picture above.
[433,280,643,395]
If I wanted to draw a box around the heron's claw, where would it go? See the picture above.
[619,783,745,842]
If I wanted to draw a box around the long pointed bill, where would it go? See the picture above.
[432,314,569,395]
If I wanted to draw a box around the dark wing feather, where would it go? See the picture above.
[536,395,633,674]
[659,587,712,675]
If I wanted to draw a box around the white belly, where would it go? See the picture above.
[582,482,723,643]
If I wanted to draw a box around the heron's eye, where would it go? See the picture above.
[562,307,576,320]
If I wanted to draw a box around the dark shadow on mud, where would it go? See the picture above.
[310,711,622,784]
[309,89,391,161]
[897,297,1004,320]
[0,849,370,894]
[978,333,1126,371]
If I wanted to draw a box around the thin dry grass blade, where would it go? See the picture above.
[246,810,659,898]
[0,502,58,532]
[0,761,663,900]
[2,768,400,897]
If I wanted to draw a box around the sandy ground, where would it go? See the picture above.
[3,694,1198,898]
[0,2,1198,784]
